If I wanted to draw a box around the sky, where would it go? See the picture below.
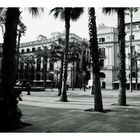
[1,6,140,43]
[19,7,117,43]
[18,7,140,43]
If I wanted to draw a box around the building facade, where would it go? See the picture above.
[97,23,119,89]
[125,21,140,89]
[18,32,90,88]
[1,22,140,89]
[96,21,140,89]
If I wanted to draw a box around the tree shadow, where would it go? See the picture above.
[0,121,32,132]
[84,108,112,113]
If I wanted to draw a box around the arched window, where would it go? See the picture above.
[100,72,106,78]
[27,48,30,53]
[31,74,34,80]
[36,74,40,80]
[49,73,54,80]
[38,47,41,51]
[21,49,25,53]
[50,63,54,70]
[32,48,35,52]
[37,63,40,71]
[129,72,136,78]
[20,62,24,70]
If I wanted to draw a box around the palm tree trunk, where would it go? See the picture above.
[94,74,103,111]
[43,59,47,88]
[0,8,22,130]
[58,53,64,96]
[117,8,126,106]
[88,8,103,112]
[90,62,95,95]
[17,31,21,76]
[135,60,138,90]
[60,9,70,102]
[72,60,74,90]
[130,8,133,92]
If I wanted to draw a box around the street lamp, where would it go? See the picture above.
[129,8,133,92]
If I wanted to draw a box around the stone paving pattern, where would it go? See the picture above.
[12,89,140,132]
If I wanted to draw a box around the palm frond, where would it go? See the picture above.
[70,8,84,21]
[18,19,26,35]
[28,7,44,18]
[102,7,118,15]
[49,8,63,19]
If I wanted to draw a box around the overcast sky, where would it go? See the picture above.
[19,7,140,43]
[0,7,140,43]
[19,7,117,43]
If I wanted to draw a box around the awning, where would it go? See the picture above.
[33,80,44,82]
[113,80,140,84]
[113,81,119,84]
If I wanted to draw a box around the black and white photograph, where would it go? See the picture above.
[0,1,140,138]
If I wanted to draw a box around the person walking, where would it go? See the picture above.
[26,81,31,95]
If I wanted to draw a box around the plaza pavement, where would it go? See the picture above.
[12,88,140,132]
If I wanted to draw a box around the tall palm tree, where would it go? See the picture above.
[88,8,103,112]
[0,8,43,131]
[126,8,138,92]
[128,51,140,90]
[0,8,6,34]
[80,41,89,91]
[35,46,51,87]
[103,8,126,106]
[81,50,87,91]
[20,54,35,81]
[0,8,21,131]
[49,39,64,96]
[133,52,140,90]
[50,7,84,102]
[68,41,83,90]
[17,20,26,74]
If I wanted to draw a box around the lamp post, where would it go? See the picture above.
[130,8,133,92]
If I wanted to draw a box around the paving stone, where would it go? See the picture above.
[10,89,140,132]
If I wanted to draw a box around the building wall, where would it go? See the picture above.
[97,24,119,89]
[18,32,88,87]
[125,21,140,88]
[95,21,140,89]
[1,22,140,89]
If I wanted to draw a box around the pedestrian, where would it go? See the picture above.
[51,82,54,91]
[26,81,31,95]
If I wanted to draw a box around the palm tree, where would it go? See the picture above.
[0,8,21,131]
[134,52,140,90]
[81,50,88,91]
[17,20,26,73]
[88,8,103,112]
[50,7,84,102]
[103,8,126,106]
[68,41,83,90]
[80,41,89,91]
[20,54,35,81]
[126,8,138,92]
[49,39,64,96]
[0,8,6,34]
[0,8,43,131]
[35,46,51,87]
[128,51,140,90]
